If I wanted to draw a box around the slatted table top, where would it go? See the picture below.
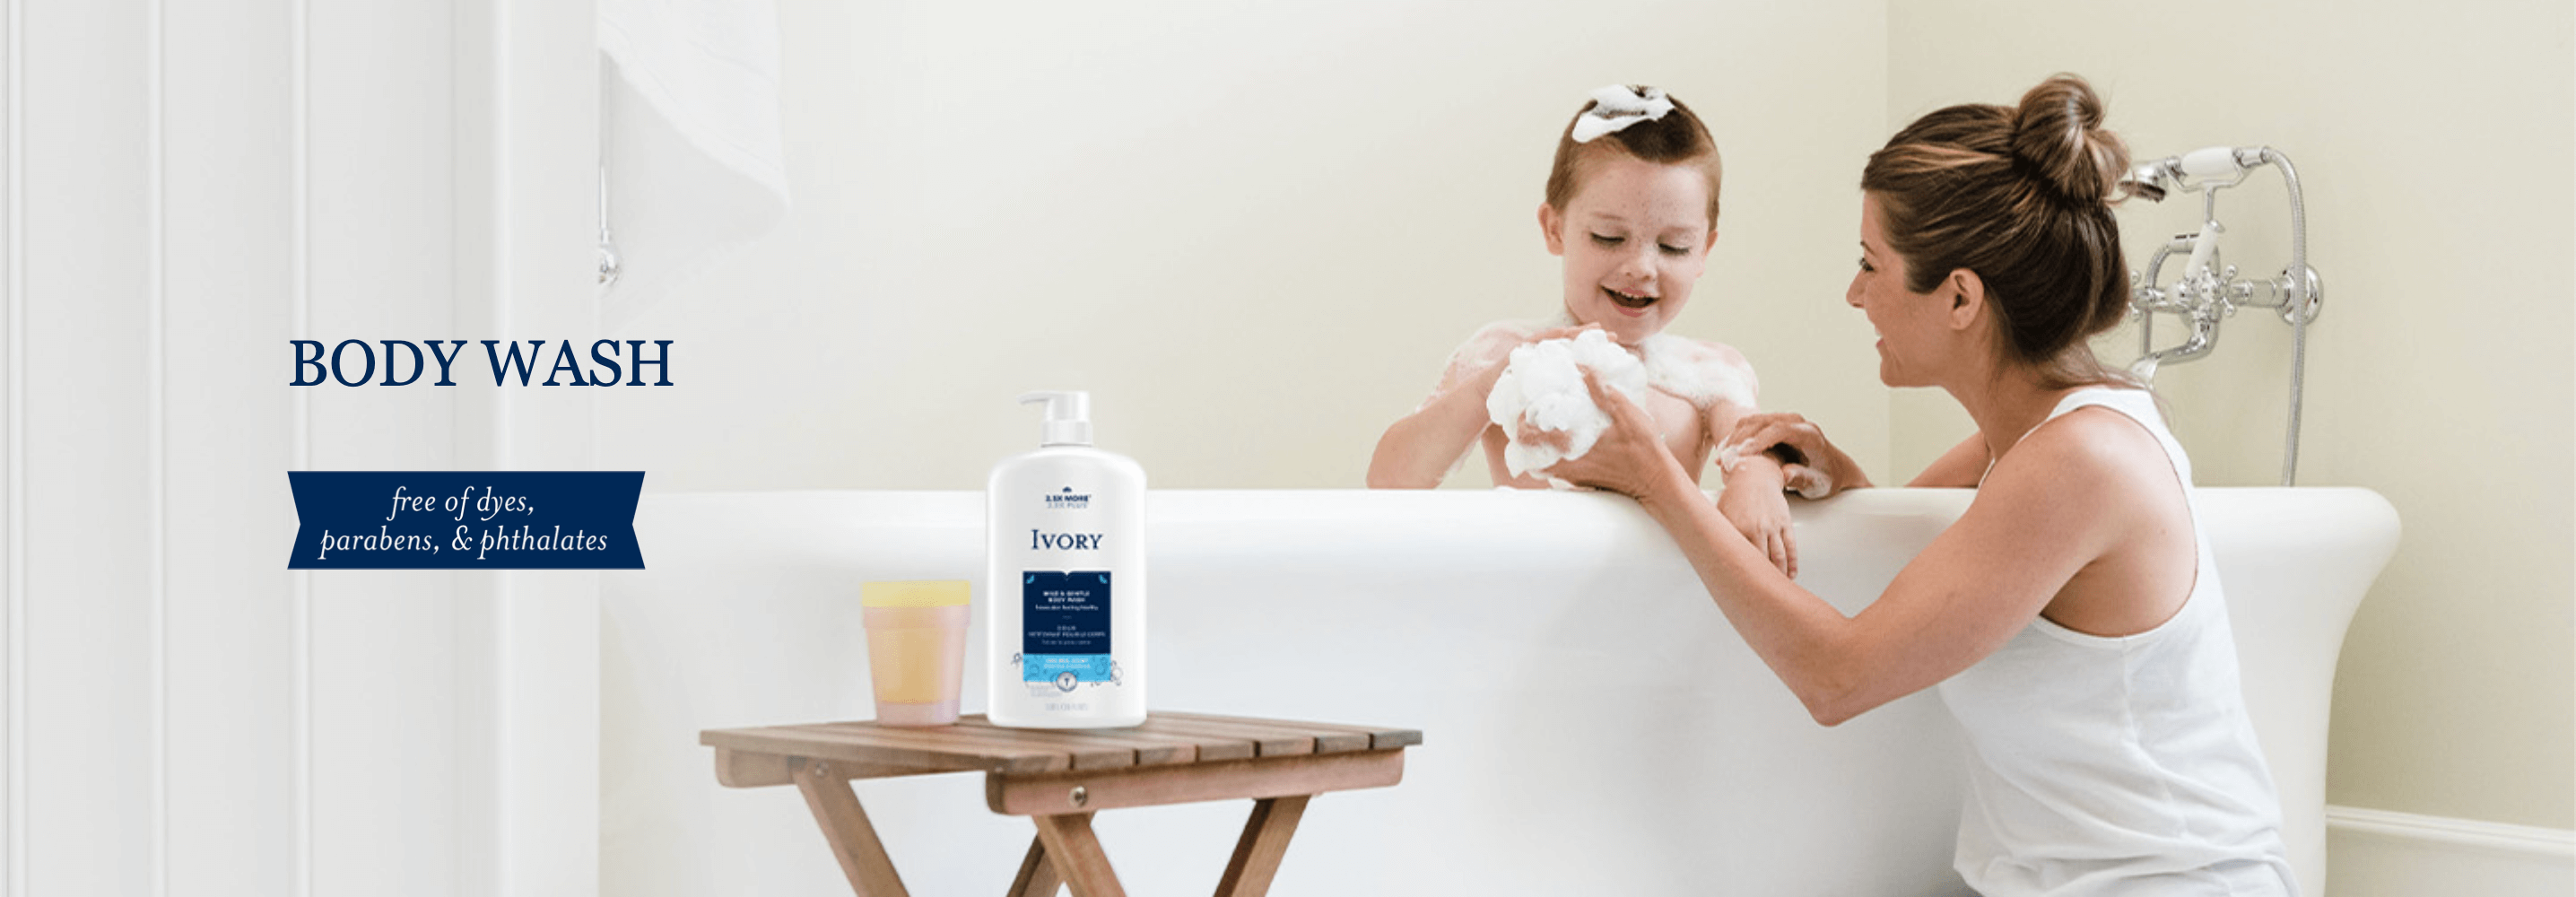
[701,711,1423,778]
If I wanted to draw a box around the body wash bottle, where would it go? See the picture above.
[987,391,1147,728]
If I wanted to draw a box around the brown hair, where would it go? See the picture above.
[1543,87,1724,229]
[1862,74,2136,388]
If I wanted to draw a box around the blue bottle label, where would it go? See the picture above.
[1023,570,1112,686]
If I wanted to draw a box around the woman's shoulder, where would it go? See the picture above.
[1951,410,2166,576]
[1997,399,2179,499]
[1640,334,1758,409]
[2019,404,2159,461]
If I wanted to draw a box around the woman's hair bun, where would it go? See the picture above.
[2008,73,2128,205]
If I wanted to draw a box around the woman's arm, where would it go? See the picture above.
[1548,370,2131,726]
[1906,433,1989,487]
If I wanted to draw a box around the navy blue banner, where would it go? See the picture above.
[287,471,645,570]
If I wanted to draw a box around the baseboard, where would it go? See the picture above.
[2324,805,2572,896]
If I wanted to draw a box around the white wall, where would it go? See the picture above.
[595,0,1893,491]
[1882,0,2574,837]
[2,1,598,894]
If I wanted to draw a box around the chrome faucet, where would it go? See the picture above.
[2119,146,2322,484]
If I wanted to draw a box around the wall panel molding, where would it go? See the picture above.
[288,0,313,891]
[304,0,466,892]
[24,1,154,893]
[165,0,299,893]
[450,1,601,893]
[2328,805,2575,858]
[2326,805,2575,897]
[146,2,170,894]
[0,1,554,893]
[3,0,21,891]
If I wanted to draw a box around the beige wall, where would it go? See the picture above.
[1884,1,2573,829]
[596,0,1892,492]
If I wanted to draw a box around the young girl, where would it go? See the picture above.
[1365,84,1801,576]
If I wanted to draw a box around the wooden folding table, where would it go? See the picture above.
[701,711,1421,897]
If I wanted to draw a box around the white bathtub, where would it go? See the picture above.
[601,488,2398,895]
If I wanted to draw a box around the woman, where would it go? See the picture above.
[1544,74,2298,895]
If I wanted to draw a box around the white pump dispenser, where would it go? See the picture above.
[1024,391,1092,447]
[986,390,1148,728]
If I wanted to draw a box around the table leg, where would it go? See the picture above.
[793,758,912,897]
[1031,812,1126,897]
[1008,835,1063,897]
[1212,795,1310,897]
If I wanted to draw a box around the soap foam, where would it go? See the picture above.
[1638,334,1756,411]
[1485,329,1652,484]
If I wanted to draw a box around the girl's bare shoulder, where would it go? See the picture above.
[1437,319,1546,385]
[1641,334,1758,409]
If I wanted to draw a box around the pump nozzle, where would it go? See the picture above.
[1017,391,1093,447]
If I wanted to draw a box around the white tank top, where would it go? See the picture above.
[1937,388,2298,896]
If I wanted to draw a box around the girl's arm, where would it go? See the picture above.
[1707,399,1799,578]
[1547,370,2134,726]
[1369,323,1596,489]
[1367,361,1508,489]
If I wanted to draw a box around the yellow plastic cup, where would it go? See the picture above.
[860,580,970,727]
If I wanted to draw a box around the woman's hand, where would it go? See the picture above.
[1536,367,1694,508]
[1722,413,1873,499]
